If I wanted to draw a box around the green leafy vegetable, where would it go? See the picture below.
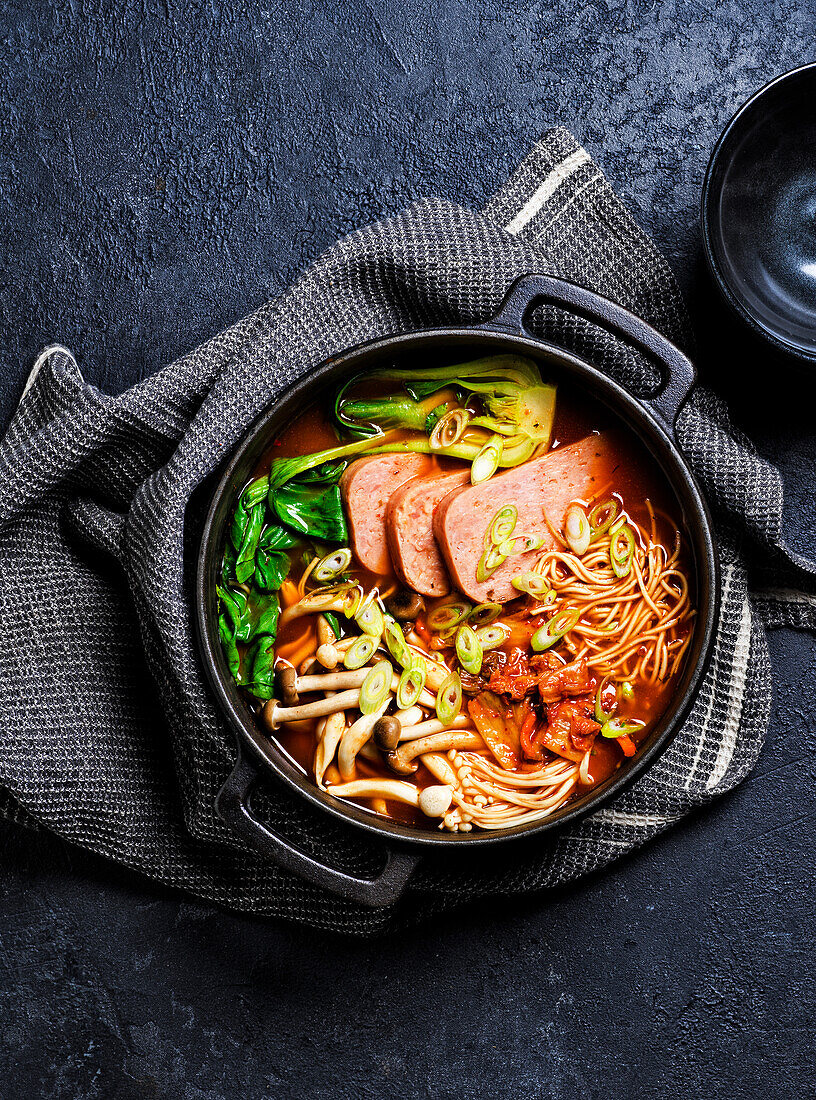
[271,484,349,542]
[255,548,289,593]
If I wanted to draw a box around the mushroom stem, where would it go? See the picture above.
[390,730,484,770]
[421,752,459,787]
[326,779,420,807]
[314,710,346,787]
[337,697,391,779]
[263,688,362,729]
[398,714,473,742]
[394,706,424,727]
[297,669,371,692]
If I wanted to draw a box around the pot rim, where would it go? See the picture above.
[196,324,719,849]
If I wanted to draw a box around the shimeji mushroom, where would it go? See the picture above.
[386,730,484,774]
[262,687,363,730]
[316,643,339,669]
[397,714,473,742]
[277,583,362,631]
[314,709,346,787]
[337,697,392,779]
[273,665,375,707]
[324,779,454,820]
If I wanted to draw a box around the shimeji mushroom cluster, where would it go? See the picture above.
[263,567,580,831]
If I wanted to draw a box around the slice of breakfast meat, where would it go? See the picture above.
[340,453,434,575]
[385,467,470,596]
[433,433,617,603]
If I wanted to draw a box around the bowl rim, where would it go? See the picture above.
[196,325,720,849]
[701,61,816,362]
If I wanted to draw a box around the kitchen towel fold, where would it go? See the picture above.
[2,128,815,936]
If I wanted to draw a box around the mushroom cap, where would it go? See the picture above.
[418,785,454,818]
[275,665,299,705]
[385,589,425,621]
[373,715,402,751]
[316,643,339,669]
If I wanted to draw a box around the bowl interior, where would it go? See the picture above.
[704,65,816,358]
[198,329,718,847]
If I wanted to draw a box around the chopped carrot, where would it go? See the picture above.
[617,734,637,757]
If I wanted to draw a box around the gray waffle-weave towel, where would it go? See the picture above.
[2,129,814,936]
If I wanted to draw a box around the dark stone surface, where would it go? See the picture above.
[2,1,816,1097]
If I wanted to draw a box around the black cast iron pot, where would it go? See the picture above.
[197,274,719,908]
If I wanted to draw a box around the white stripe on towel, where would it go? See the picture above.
[504,149,592,236]
[706,597,752,789]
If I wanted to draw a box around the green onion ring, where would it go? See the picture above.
[429,407,471,450]
[468,602,502,626]
[397,664,426,709]
[511,571,553,601]
[476,542,507,583]
[471,436,504,485]
[455,624,483,675]
[343,634,378,670]
[360,660,393,715]
[312,547,353,583]
[594,676,613,724]
[589,498,619,540]
[426,601,471,632]
[499,534,545,556]
[600,717,645,739]
[383,616,412,669]
[355,590,385,636]
[610,524,636,578]
[475,624,509,650]
[531,607,580,652]
[436,671,462,724]
[486,505,518,547]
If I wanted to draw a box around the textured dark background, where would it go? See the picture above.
[2,1,816,1097]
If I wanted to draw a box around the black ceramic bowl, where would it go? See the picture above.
[702,64,816,361]
[197,274,719,907]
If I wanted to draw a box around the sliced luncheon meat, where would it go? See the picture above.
[340,453,434,575]
[434,433,617,603]
[386,467,470,596]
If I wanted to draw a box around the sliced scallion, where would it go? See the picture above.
[468,602,502,626]
[355,590,384,636]
[312,547,353,583]
[531,607,580,652]
[620,681,634,700]
[499,533,544,556]
[589,498,619,541]
[564,504,591,556]
[594,676,612,724]
[475,623,509,650]
[360,660,392,715]
[511,571,554,601]
[476,542,507,583]
[486,504,518,547]
[610,524,636,578]
[471,435,504,485]
[426,601,471,632]
[600,717,645,739]
[397,664,426,709]
[343,634,378,670]
[383,616,412,669]
[429,407,471,450]
[455,624,483,675]
[436,671,462,724]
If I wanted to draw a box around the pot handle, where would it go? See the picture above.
[483,273,696,429]
[216,744,419,908]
